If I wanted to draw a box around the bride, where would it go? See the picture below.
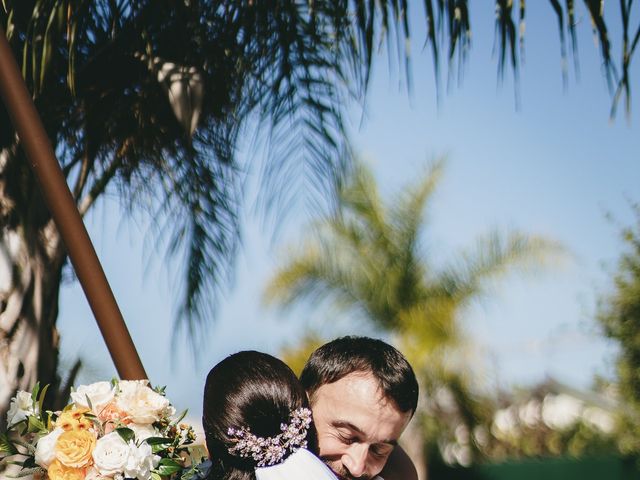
[202,350,337,480]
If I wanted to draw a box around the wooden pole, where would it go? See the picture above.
[0,26,147,381]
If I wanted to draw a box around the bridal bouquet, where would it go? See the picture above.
[1,381,201,480]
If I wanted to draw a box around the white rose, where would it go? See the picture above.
[117,380,149,396]
[85,467,111,480]
[71,382,116,413]
[34,427,64,468]
[128,423,158,442]
[116,381,173,424]
[124,442,159,480]
[6,390,38,427]
[92,432,129,477]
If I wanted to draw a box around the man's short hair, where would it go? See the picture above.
[300,336,419,414]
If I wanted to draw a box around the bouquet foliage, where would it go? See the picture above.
[0,381,204,480]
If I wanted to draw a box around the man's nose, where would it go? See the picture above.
[342,444,368,478]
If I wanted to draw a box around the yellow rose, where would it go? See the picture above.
[56,409,92,432]
[55,430,96,468]
[47,460,86,480]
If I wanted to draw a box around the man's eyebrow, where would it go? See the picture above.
[331,420,398,446]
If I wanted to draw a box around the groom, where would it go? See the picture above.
[300,336,419,480]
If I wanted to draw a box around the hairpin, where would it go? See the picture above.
[227,407,312,467]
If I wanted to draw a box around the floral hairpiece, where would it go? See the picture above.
[227,407,312,467]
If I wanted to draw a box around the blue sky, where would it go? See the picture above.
[57,3,639,422]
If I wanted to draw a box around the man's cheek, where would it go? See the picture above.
[317,435,346,458]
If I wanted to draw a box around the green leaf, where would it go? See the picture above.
[173,410,188,424]
[178,459,210,480]
[84,394,94,412]
[5,9,14,40]
[151,472,162,480]
[39,3,59,91]
[153,385,167,396]
[6,467,43,478]
[38,384,49,414]
[26,416,46,434]
[115,427,135,444]
[145,437,173,446]
[11,438,35,454]
[156,458,183,475]
[156,464,182,476]
[31,382,40,404]
[0,433,18,455]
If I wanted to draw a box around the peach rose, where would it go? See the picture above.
[47,460,86,480]
[55,430,96,468]
[98,402,128,424]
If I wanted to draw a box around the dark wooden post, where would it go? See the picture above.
[0,26,147,381]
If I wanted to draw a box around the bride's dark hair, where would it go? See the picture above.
[202,351,316,480]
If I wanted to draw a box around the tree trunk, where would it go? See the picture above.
[0,147,66,430]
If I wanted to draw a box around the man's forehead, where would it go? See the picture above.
[310,372,388,406]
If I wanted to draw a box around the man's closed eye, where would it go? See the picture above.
[371,445,393,458]
[337,433,357,445]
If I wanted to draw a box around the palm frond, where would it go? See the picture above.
[263,243,366,317]
[610,0,639,119]
[565,0,580,79]
[437,231,566,304]
[548,0,569,88]
[2,0,630,348]
[583,0,616,92]
[391,158,444,255]
[166,152,240,344]
[494,0,519,87]
[339,163,388,237]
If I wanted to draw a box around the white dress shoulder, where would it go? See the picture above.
[255,448,338,480]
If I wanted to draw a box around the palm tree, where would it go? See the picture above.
[264,159,563,471]
[0,0,358,424]
[0,0,628,425]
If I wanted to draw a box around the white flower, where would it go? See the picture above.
[34,427,64,468]
[128,423,158,442]
[85,467,111,480]
[92,432,130,477]
[116,381,174,424]
[71,381,116,413]
[6,391,38,427]
[124,441,160,480]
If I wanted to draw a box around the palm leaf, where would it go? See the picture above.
[265,160,565,347]
[437,230,565,304]
[0,0,628,344]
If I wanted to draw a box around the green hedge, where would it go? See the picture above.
[430,456,640,480]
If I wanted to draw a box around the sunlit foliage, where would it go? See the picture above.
[265,159,564,463]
